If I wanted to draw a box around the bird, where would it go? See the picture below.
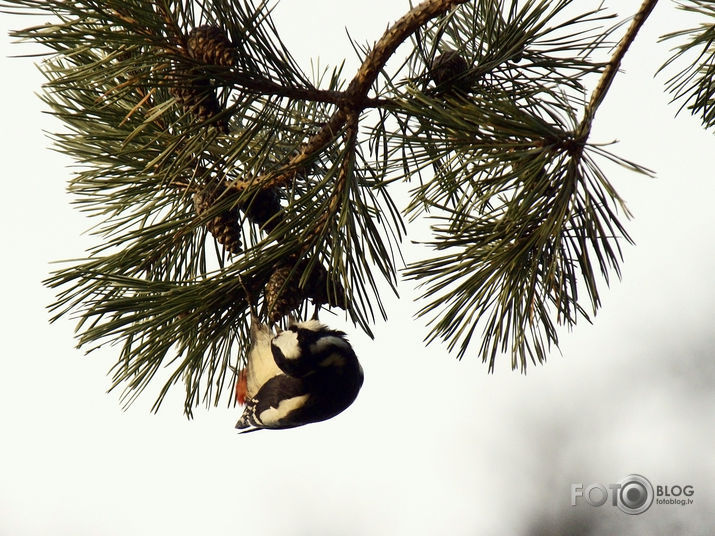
[235,319,363,433]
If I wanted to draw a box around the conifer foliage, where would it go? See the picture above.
[2,0,712,415]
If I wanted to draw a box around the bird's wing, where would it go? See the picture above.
[235,374,309,432]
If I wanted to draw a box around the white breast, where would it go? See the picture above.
[246,323,282,399]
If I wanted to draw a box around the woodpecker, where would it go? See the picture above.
[235,319,363,433]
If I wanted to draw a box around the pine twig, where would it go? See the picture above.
[579,0,660,138]
[224,72,393,108]
[228,0,469,194]
[305,111,359,249]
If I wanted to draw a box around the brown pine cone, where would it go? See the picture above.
[430,49,471,93]
[169,71,228,132]
[193,186,241,254]
[242,188,283,231]
[170,78,221,119]
[296,260,346,309]
[265,265,301,322]
[187,25,236,67]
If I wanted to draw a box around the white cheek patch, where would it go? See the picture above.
[272,330,301,360]
[259,394,310,426]
[309,335,350,355]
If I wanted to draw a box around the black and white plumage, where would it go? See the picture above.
[235,319,363,433]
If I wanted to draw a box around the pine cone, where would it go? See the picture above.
[265,265,301,322]
[430,49,471,93]
[169,71,227,132]
[242,188,283,231]
[296,260,346,308]
[193,186,242,254]
[187,25,236,67]
[170,78,220,119]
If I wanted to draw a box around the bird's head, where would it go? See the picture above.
[270,320,356,375]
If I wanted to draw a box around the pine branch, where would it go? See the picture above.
[222,71,392,108]
[658,1,715,128]
[579,0,660,137]
[229,0,469,194]
[2,0,670,413]
[392,1,652,370]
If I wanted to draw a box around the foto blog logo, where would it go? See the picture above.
[570,474,694,515]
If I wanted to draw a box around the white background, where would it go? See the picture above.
[1,1,713,534]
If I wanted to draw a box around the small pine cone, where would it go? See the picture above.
[193,187,242,254]
[187,25,236,67]
[170,78,220,118]
[265,265,301,322]
[298,260,346,309]
[170,74,227,132]
[242,188,283,231]
[430,49,471,93]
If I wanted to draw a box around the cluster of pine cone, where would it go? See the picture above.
[192,178,283,256]
[176,25,344,320]
[170,25,235,132]
[178,25,280,256]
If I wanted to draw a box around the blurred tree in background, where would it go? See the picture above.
[2,0,712,415]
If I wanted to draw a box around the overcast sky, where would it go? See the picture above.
[1,1,713,535]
